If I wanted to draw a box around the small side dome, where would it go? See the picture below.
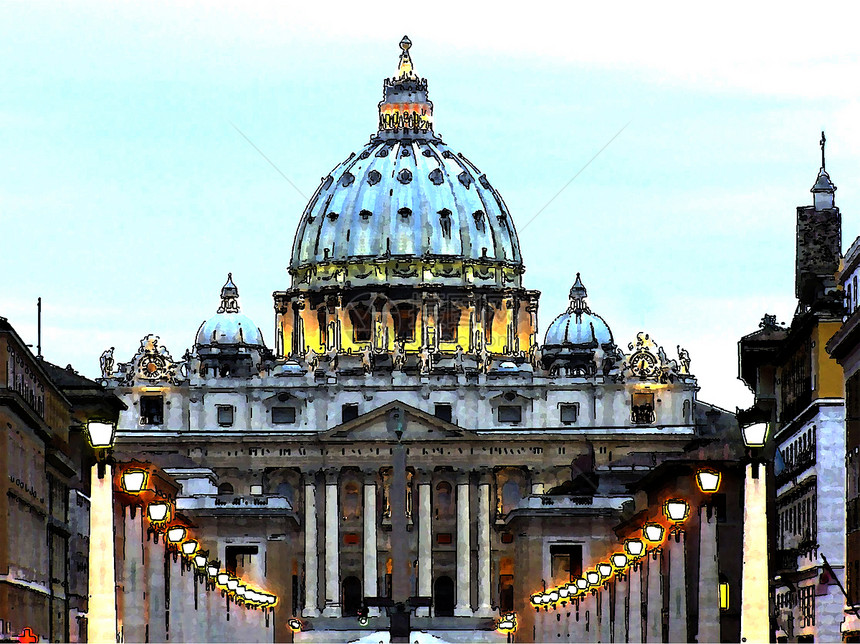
[543,273,613,348]
[195,274,266,348]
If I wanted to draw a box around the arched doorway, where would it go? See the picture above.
[434,576,455,617]
[342,576,362,616]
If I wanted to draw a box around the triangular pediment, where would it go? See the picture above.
[320,400,475,442]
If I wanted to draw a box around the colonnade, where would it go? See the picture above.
[530,507,721,643]
[117,506,271,643]
[302,469,495,618]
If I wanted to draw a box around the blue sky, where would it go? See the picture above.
[2,1,859,411]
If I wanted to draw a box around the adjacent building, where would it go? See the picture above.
[738,146,847,642]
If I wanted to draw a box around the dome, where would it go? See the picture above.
[543,273,614,348]
[289,37,521,278]
[544,310,613,348]
[195,274,265,349]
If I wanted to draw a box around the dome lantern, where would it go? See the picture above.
[811,131,836,211]
[218,273,240,314]
[378,35,434,138]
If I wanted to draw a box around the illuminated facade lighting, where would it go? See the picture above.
[720,581,730,610]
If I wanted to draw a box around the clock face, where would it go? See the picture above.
[630,350,658,377]
[139,356,166,380]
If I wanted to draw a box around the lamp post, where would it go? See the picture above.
[741,422,770,643]
[85,420,118,644]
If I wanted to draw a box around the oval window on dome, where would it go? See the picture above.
[397,168,413,184]
[339,172,355,187]
[457,171,472,188]
[367,170,381,186]
[398,207,412,218]
[428,168,444,186]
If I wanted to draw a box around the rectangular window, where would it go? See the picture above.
[632,392,655,424]
[272,406,297,424]
[498,405,522,424]
[342,403,359,423]
[560,403,579,425]
[550,544,582,586]
[217,405,234,427]
[225,545,259,576]
[250,485,263,495]
[434,403,453,423]
[140,395,164,425]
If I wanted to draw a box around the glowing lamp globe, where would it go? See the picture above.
[597,563,612,578]
[227,579,239,591]
[696,469,722,493]
[166,527,186,543]
[121,469,147,494]
[531,594,541,606]
[217,573,229,585]
[207,564,219,577]
[548,591,559,603]
[288,618,302,631]
[625,538,645,557]
[644,523,665,542]
[147,502,169,522]
[664,499,690,523]
[559,586,569,598]
[586,570,600,586]
[611,553,628,568]
[86,421,116,448]
[194,553,207,569]
[181,540,198,556]
[576,578,588,590]
[742,422,768,448]
[237,585,246,597]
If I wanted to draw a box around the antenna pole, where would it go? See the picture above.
[37,297,42,358]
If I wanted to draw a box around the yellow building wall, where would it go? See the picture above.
[815,320,844,398]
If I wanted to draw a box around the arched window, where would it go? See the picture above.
[348,302,372,342]
[342,481,361,520]
[393,303,417,342]
[317,308,327,347]
[435,481,453,519]
[438,303,460,342]
[276,482,294,505]
[218,482,234,495]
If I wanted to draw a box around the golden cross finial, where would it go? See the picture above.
[397,35,415,79]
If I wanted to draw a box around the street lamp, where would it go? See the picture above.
[664,499,690,524]
[611,553,628,569]
[86,420,117,449]
[181,539,198,556]
[166,526,186,544]
[575,578,588,591]
[585,570,600,586]
[741,422,768,449]
[624,538,645,558]
[121,468,148,494]
[696,468,722,494]
[597,563,612,580]
[217,572,229,586]
[147,501,170,523]
[643,522,665,543]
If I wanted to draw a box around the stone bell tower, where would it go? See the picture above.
[796,132,841,307]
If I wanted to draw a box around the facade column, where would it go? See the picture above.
[416,480,432,617]
[302,476,320,617]
[645,550,662,643]
[667,530,687,643]
[121,506,146,642]
[627,561,643,644]
[144,533,167,642]
[698,506,721,643]
[476,478,493,616]
[599,584,612,643]
[454,477,472,616]
[363,478,380,617]
[613,572,628,643]
[323,469,341,617]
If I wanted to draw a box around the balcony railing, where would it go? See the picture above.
[775,446,816,485]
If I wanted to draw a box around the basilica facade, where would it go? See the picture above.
[102,38,740,643]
